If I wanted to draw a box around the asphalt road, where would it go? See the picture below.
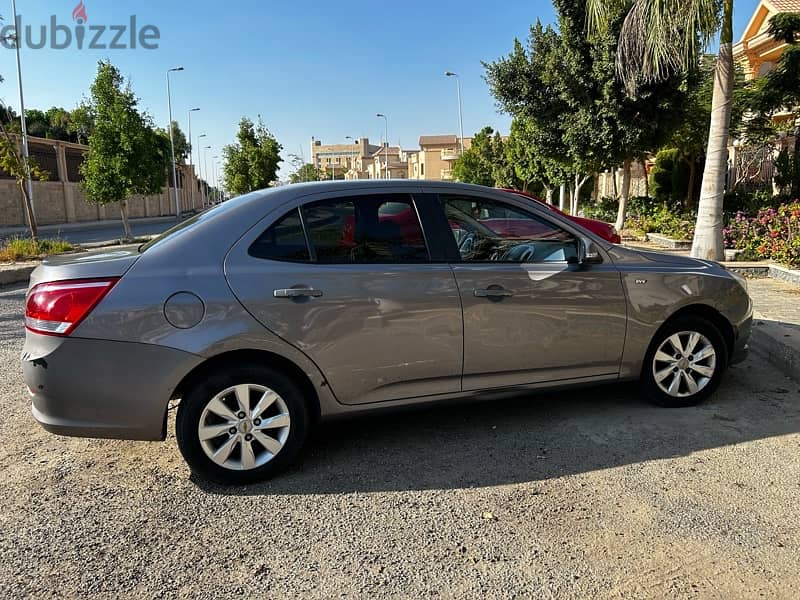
[0,218,182,246]
[1,284,799,598]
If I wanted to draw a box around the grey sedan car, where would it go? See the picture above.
[22,181,752,484]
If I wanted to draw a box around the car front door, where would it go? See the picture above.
[225,190,463,405]
[435,191,627,391]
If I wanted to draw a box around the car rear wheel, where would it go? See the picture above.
[176,365,309,485]
[642,316,728,408]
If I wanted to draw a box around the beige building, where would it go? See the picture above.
[310,137,381,180]
[733,0,799,81]
[366,146,408,179]
[406,135,471,181]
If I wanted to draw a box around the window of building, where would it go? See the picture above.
[248,208,310,262]
[420,163,425,176]
[302,195,429,264]
[440,195,577,263]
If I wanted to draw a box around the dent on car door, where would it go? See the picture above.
[224,192,463,405]
[438,193,627,390]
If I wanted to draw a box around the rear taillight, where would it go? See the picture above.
[25,278,119,336]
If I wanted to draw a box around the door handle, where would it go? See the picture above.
[274,288,323,298]
[474,287,513,298]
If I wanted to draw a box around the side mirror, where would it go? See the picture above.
[574,239,603,265]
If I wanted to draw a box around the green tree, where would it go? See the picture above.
[67,103,93,144]
[452,126,504,187]
[289,163,322,183]
[503,117,567,200]
[0,102,49,240]
[80,61,171,239]
[156,120,190,163]
[745,13,800,197]
[222,116,283,195]
[486,7,687,222]
[588,0,736,260]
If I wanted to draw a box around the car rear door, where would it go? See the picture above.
[224,188,463,405]
[433,189,627,391]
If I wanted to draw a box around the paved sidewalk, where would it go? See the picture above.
[745,278,800,380]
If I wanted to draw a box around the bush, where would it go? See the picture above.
[0,237,74,262]
[582,196,618,222]
[723,201,800,266]
[723,189,782,214]
[624,196,695,240]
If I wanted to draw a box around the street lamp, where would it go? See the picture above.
[187,107,200,210]
[10,0,34,220]
[445,71,465,155]
[197,133,207,206]
[166,66,185,218]
[376,113,388,179]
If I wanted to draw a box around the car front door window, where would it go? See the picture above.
[441,195,578,263]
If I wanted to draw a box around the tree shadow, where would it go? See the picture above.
[194,358,799,496]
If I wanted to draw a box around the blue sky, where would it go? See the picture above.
[0,0,762,182]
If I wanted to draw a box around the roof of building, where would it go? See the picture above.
[738,0,800,44]
[370,146,402,157]
[768,0,800,10]
[419,135,458,146]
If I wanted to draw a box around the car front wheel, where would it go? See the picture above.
[176,365,309,485]
[642,316,728,408]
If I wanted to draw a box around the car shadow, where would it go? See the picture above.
[194,357,800,496]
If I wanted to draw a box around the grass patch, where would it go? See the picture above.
[0,237,75,262]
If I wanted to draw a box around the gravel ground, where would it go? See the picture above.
[1,283,799,599]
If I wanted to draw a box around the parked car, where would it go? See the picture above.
[499,188,622,244]
[22,181,751,485]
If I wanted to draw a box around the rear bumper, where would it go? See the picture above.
[22,332,203,441]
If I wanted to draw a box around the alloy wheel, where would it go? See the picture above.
[198,384,291,471]
[652,331,717,398]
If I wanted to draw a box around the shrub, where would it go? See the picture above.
[723,201,800,267]
[582,196,618,222]
[0,237,74,262]
[624,196,696,240]
[723,189,782,214]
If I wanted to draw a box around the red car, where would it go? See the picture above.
[500,188,621,244]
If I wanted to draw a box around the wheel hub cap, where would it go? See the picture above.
[198,383,291,471]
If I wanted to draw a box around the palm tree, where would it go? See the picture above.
[588,0,734,260]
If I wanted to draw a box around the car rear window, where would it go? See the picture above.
[301,195,429,264]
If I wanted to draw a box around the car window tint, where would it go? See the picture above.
[440,195,577,263]
[302,195,429,264]
[248,208,310,261]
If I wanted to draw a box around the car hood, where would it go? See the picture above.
[29,247,141,288]
[607,245,720,271]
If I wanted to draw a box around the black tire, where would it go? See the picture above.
[642,316,729,408]
[176,364,309,485]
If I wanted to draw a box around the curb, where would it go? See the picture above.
[749,315,800,382]
[645,233,692,250]
[0,265,35,287]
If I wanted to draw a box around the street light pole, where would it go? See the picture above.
[197,133,207,206]
[166,66,184,219]
[376,113,388,179]
[187,107,200,210]
[11,0,34,220]
[445,71,465,155]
